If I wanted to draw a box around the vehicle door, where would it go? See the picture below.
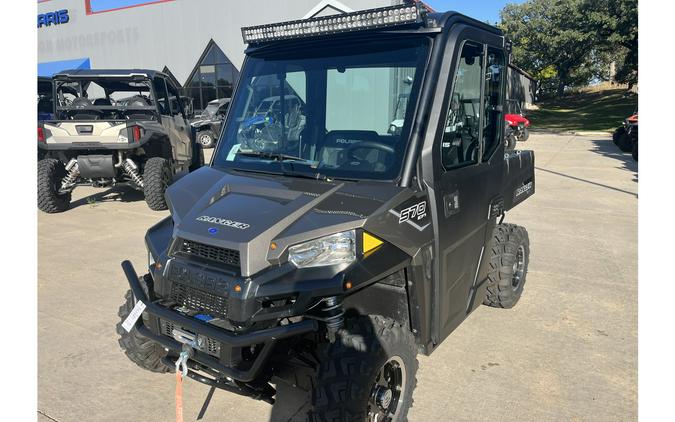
[421,28,507,344]
[166,79,193,162]
[213,101,230,136]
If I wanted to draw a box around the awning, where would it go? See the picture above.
[38,58,91,77]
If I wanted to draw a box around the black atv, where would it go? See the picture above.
[117,4,535,421]
[191,98,231,148]
[37,69,203,213]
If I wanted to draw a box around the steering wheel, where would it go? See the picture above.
[346,141,395,161]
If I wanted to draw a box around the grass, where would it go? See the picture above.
[526,89,638,132]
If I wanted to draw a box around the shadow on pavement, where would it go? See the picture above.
[69,185,145,210]
[589,138,638,181]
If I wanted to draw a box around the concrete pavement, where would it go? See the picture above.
[38,132,637,421]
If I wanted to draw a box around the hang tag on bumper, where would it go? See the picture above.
[122,300,147,332]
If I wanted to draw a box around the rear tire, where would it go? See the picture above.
[38,158,71,213]
[505,129,517,150]
[632,141,638,161]
[117,289,170,373]
[143,157,172,211]
[197,130,216,148]
[308,315,418,422]
[484,223,530,309]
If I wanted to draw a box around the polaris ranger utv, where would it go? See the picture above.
[117,4,535,421]
[37,70,203,213]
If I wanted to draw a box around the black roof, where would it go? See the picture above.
[53,69,165,79]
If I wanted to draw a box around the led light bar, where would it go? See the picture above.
[242,3,425,44]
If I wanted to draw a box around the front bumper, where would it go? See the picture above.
[122,260,318,382]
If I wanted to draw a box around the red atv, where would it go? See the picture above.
[504,99,530,150]
[613,112,638,160]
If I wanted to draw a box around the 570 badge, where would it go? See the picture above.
[399,201,427,224]
[389,199,430,232]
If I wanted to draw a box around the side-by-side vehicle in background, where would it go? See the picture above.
[191,97,231,148]
[613,112,638,161]
[504,99,530,149]
[37,69,203,213]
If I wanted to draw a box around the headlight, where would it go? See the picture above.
[288,230,356,268]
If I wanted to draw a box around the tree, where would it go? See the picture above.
[584,0,638,88]
[499,0,637,96]
[500,0,599,96]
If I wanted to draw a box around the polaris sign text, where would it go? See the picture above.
[38,10,69,28]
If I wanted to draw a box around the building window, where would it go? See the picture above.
[184,40,239,113]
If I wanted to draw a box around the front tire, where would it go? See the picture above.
[116,289,170,373]
[484,223,530,309]
[143,157,172,211]
[308,315,418,422]
[613,126,626,144]
[617,133,633,152]
[519,127,530,142]
[38,158,71,213]
[197,130,216,148]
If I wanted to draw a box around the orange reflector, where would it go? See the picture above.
[234,284,242,293]
[362,232,383,254]
[270,242,277,250]
[345,281,353,290]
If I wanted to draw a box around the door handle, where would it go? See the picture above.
[443,191,460,218]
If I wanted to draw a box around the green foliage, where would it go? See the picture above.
[527,89,637,131]
[499,0,638,96]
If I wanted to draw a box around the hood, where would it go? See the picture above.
[505,113,529,126]
[166,166,404,276]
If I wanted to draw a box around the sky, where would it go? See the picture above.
[424,0,526,24]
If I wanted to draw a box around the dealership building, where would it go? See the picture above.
[38,0,394,112]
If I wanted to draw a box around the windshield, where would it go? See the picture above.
[212,38,429,181]
[202,102,220,117]
[53,77,157,120]
[55,78,154,108]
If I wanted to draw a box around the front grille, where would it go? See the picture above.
[170,283,228,318]
[177,238,240,268]
[159,319,221,357]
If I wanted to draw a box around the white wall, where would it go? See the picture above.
[38,0,392,85]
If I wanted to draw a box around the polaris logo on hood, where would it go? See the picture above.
[196,215,250,230]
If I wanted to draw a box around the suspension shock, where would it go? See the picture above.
[60,158,80,192]
[122,158,144,188]
[321,296,345,342]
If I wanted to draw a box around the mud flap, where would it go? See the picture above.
[502,150,535,211]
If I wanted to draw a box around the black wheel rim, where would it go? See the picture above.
[512,245,526,290]
[368,356,406,422]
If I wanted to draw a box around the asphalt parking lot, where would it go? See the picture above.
[38,132,637,422]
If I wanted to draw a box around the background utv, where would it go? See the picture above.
[117,4,535,421]
[37,70,203,213]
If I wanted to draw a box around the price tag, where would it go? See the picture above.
[122,299,147,332]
